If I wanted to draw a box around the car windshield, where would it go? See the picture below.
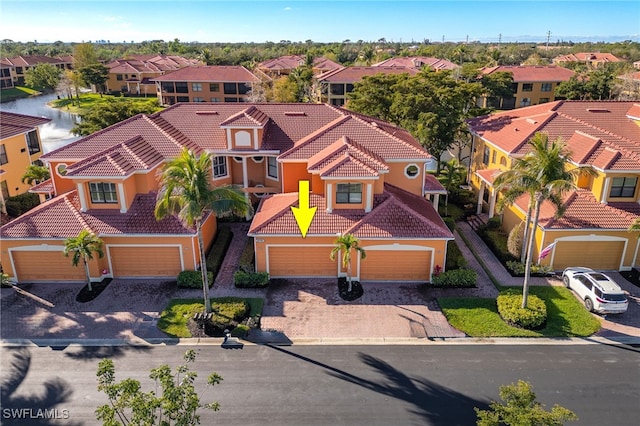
[602,293,627,302]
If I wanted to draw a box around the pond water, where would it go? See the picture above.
[0,93,80,153]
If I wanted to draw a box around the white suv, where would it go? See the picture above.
[562,267,628,314]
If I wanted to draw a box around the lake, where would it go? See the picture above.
[0,93,80,153]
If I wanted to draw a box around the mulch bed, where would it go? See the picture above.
[338,277,364,301]
[75,278,113,303]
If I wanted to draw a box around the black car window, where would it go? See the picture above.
[577,275,592,290]
[594,287,603,298]
[602,293,627,302]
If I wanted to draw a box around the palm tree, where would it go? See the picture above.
[628,218,640,238]
[64,229,104,292]
[494,133,595,308]
[155,149,251,313]
[330,234,366,292]
[22,164,50,185]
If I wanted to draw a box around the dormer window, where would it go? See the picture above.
[610,177,637,198]
[336,183,362,204]
[89,182,117,203]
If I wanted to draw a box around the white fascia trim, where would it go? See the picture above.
[321,176,379,181]
[65,175,128,181]
[543,228,632,233]
[97,233,196,237]
[357,237,455,241]
[247,233,339,238]
[385,159,430,163]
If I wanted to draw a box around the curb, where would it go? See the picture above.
[2,335,639,348]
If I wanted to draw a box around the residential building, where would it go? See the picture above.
[256,55,342,78]
[1,55,72,86]
[372,56,459,71]
[316,66,419,106]
[0,59,13,89]
[467,100,640,271]
[0,103,451,284]
[152,66,261,106]
[552,52,623,68]
[478,65,575,110]
[104,54,201,95]
[0,111,50,211]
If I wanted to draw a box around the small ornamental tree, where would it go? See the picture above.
[96,349,222,425]
[475,380,578,426]
[330,234,366,292]
[63,229,104,292]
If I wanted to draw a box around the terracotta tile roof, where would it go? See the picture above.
[0,111,51,139]
[553,52,622,64]
[2,55,66,67]
[468,101,640,171]
[0,191,196,239]
[249,183,452,239]
[307,136,388,177]
[311,57,342,72]
[257,56,341,73]
[480,65,575,82]
[513,189,640,230]
[220,106,269,127]
[373,56,458,71]
[424,174,447,193]
[316,66,419,82]
[626,103,640,120]
[475,168,503,185]
[65,136,164,178]
[151,66,260,83]
[28,179,54,194]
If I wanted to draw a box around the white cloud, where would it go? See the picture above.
[283,7,292,11]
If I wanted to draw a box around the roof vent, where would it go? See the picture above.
[284,111,306,116]
[526,118,538,124]
[586,108,610,113]
[195,111,218,115]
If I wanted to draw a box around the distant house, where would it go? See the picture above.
[256,55,342,78]
[467,100,640,271]
[0,59,13,89]
[104,54,201,95]
[0,103,452,284]
[478,65,576,110]
[553,52,622,68]
[151,66,261,106]
[315,66,419,106]
[1,55,71,86]
[372,56,458,71]
[0,111,50,212]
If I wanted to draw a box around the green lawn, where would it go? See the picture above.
[0,86,40,102]
[157,297,264,338]
[50,93,162,114]
[438,286,601,337]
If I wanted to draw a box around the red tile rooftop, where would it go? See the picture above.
[0,111,51,139]
[150,65,260,82]
[316,66,419,82]
[480,65,575,81]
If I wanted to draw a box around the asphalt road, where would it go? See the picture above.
[1,342,639,425]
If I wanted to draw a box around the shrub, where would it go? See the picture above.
[507,222,523,259]
[505,261,553,277]
[4,193,40,217]
[431,268,477,287]
[205,226,233,279]
[497,291,547,329]
[485,216,502,230]
[238,237,255,272]
[442,216,456,231]
[177,270,214,288]
[210,297,250,330]
[230,324,250,338]
[477,226,517,264]
[445,240,468,270]
[234,270,269,288]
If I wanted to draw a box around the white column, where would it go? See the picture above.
[118,183,127,213]
[488,188,496,218]
[476,182,485,215]
[365,183,373,212]
[601,177,610,204]
[326,183,333,213]
[77,183,87,212]
[433,194,440,209]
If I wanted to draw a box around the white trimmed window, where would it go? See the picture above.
[267,157,278,179]
[404,164,420,179]
[212,156,228,178]
[192,83,202,92]
[89,182,117,203]
[336,183,362,204]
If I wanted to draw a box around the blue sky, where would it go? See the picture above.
[1,1,638,44]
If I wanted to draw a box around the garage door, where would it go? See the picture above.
[109,246,182,277]
[12,250,86,282]
[553,240,624,271]
[268,246,337,277]
[360,249,432,282]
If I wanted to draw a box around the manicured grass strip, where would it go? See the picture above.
[157,297,264,338]
[0,86,39,102]
[50,93,163,114]
[438,286,601,338]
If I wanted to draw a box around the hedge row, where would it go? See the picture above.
[431,268,477,288]
[234,270,269,288]
[5,193,40,217]
[177,270,214,288]
[497,291,547,330]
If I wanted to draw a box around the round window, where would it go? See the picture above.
[405,164,419,178]
[56,164,68,176]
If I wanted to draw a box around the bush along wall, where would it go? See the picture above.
[430,268,477,288]
[177,270,214,288]
[234,270,269,288]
